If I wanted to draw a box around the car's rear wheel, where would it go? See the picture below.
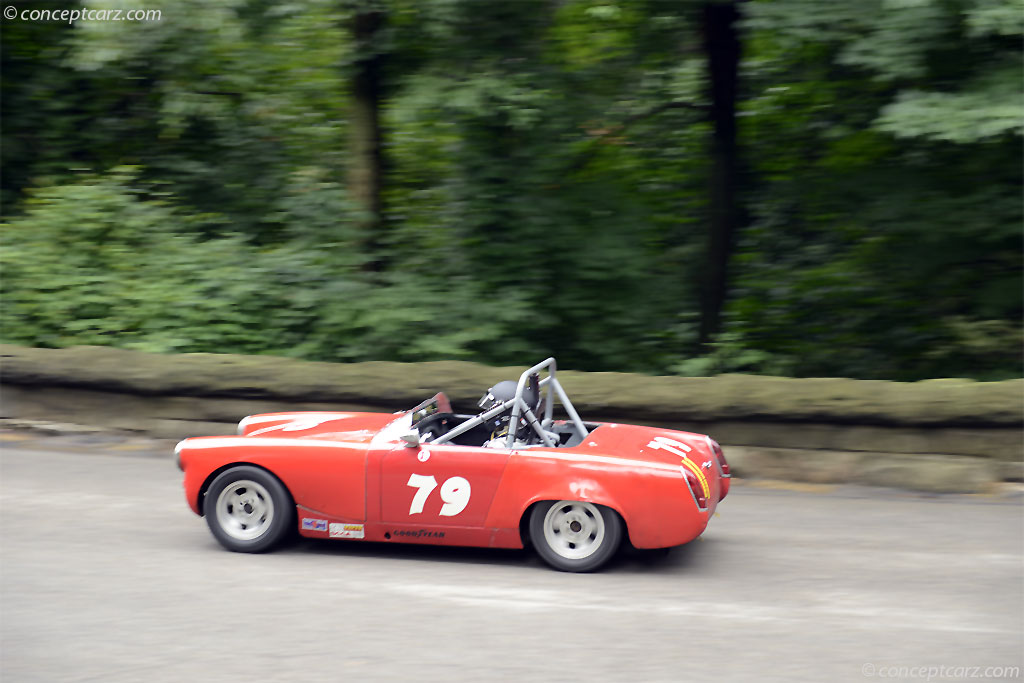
[529,500,622,572]
[204,466,293,553]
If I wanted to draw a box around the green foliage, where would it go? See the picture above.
[380,0,710,371]
[1,0,1020,380]
[0,169,534,363]
[876,86,1024,142]
[2,0,350,239]
[726,0,1023,379]
[2,169,297,352]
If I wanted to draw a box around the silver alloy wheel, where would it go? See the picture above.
[542,501,606,560]
[214,479,275,541]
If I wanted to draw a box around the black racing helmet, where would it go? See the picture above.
[478,376,541,437]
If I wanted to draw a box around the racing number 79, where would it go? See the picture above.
[406,474,471,517]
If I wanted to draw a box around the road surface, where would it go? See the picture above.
[1,436,1021,682]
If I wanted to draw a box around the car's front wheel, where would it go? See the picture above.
[204,466,293,553]
[529,500,622,572]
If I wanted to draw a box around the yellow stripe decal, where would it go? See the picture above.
[680,457,711,499]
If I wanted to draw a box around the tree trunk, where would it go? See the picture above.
[348,6,385,266]
[699,1,741,346]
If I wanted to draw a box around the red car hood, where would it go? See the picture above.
[238,411,399,443]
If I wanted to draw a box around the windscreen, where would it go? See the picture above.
[409,392,453,426]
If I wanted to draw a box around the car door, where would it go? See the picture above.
[379,442,511,537]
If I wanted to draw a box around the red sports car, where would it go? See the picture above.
[175,358,730,571]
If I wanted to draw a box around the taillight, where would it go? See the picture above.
[710,439,730,476]
[684,469,708,509]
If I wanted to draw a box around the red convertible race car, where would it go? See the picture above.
[176,358,730,571]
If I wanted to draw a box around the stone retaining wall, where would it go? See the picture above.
[2,345,1021,493]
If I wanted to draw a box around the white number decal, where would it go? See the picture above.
[406,474,472,517]
[438,477,471,517]
[406,474,438,514]
[646,436,692,458]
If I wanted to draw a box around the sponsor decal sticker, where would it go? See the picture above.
[329,523,365,539]
[302,518,328,532]
[393,529,445,539]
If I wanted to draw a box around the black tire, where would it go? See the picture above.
[204,466,294,553]
[528,500,623,572]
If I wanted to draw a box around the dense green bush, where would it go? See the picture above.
[3,169,296,353]
[0,169,536,362]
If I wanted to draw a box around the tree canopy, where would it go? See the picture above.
[2,0,1021,380]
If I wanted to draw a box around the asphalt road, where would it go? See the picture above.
[1,437,1021,683]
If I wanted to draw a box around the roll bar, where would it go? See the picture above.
[431,357,589,448]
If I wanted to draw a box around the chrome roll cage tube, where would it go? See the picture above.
[431,358,589,449]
